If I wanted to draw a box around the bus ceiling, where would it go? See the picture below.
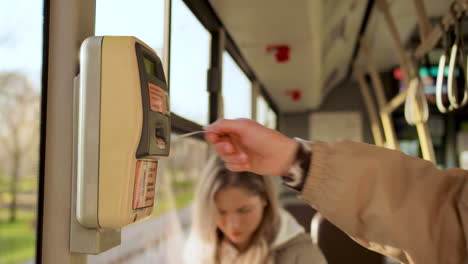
[207,0,451,113]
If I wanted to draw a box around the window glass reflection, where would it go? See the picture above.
[256,95,277,129]
[89,135,209,264]
[0,0,44,263]
[170,0,211,125]
[222,51,252,119]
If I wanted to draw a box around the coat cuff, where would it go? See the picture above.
[297,141,338,212]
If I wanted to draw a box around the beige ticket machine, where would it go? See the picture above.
[70,36,170,254]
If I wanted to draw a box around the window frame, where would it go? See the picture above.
[36,0,50,262]
[170,0,280,131]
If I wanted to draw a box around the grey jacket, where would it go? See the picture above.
[275,233,326,264]
[270,209,326,264]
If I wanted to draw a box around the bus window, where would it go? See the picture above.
[88,135,209,264]
[256,95,277,130]
[170,0,211,126]
[222,51,252,119]
[0,0,44,263]
[95,0,168,73]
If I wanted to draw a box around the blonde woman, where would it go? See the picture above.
[183,157,326,264]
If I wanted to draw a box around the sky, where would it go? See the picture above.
[0,0,44,89]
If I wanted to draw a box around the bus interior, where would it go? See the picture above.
[0,0,467,263]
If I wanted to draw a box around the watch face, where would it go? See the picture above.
[284,162,303,185]
[282,139,312,191]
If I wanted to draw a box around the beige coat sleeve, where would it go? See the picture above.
[298,140,468,264]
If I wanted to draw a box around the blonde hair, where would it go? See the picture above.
[184,156,280,264]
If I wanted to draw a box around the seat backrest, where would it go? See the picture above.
[281,199,317,233]
[311,213,385,264]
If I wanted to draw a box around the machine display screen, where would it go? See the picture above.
[143,56,157,77]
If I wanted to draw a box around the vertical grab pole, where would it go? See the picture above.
[376,0,436,163]
[355,67,385,147]
[361,41,400,150]
[413,0,432,43]
[376,0,411,75]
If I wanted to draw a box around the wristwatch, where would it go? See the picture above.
[281,138,312,192]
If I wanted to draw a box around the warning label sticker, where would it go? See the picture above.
[132,160,158,210]
[148,83,169,115]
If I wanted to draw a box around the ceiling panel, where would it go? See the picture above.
[208,0,323,112]
[321,0,368,97]
[367,0,450,71]
[208,0,451,113]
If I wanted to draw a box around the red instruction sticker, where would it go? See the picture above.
[148,82,169,115]
[132,160,158,210]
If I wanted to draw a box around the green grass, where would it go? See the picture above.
[0,209,35,222]
[151,190,194,218]
[0,177,193,263]
[0,177,38,194]
[172,179,196,190]
[0,208,36,264]
[0,178,38,208]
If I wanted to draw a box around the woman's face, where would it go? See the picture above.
[214,186,266,251]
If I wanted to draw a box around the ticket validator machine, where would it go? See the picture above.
[70,36,170,254]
